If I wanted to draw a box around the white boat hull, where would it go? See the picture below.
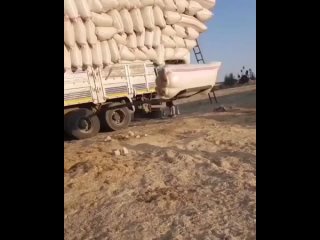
[156,62,222,99]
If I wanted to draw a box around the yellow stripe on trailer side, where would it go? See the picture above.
[135,88,156,95]
[64,97,93,107]
[107,93,129,99]
[106,89,155,99]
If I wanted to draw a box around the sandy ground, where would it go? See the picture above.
[64,85,256,240]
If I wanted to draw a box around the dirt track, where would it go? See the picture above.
[64,85,256,240]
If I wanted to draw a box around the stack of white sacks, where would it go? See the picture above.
[64,0,216,72]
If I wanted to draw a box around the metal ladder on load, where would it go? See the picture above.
[192,40,218,104]
[193,40,206,64]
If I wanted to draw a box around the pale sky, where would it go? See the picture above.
[191,0,256,82]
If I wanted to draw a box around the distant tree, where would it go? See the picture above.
[248,68,256,80]
[250,72,256,80]
[224,73,237,86]
[239,74,249,84]
[238,66,256,82]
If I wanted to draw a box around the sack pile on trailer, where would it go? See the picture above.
[64,0,216,72]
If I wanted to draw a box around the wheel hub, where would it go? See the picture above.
[112,110,125,125]
[78,118,90,131]
[113,112,121,122]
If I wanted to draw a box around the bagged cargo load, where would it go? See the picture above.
[130,8,144,33]
[155,44,165,65]
[140,46,157,61]
[164,11,181,25]
[127,33,138,49]
[101,41,112,65]
[100,0,119,12]
[136,30,146,47]
[134,48,148,61]
[154,0,165,9]
[73,18,87,46]
[186,1,203,16]
[162,25,176,36]
[141,0,154,6]
[95,27,118,41]
[70,45,82,69]
[141,6,155,30]
[185,27,199,40]
[85,19,98,45]
[64,45,71,71]
[64,18,76,47]
[184,39,197,49]
[91,12,113,27]
[153,27,161,48]
[117,0,132,10]
[113,33,128,45]
[173,24,187,38]
[174,48,189,59]
[87,0,103,13]
[92,41,103,67]
[120,9,134,34]
[172,36,185,48]
[178,14,207,32]
[81,43,92,67]
[119,44,136,61]
[163,0,177,11]
[145,30,154,48]
[161,35,176,48]
[108,39,121,63]
[164,47,175,60]
[174,0,188,13]
[64,0,79,19]
[109,9,124,33]
[193,0,216,10]
[130,0,142,8]
[182,51,191,64]
[153,6,166,28]
[74,0,91,19]
[64,0,218,67]
[196,8,213,22]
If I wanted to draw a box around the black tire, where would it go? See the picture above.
[101,106,131,131]
[64,108,100,139]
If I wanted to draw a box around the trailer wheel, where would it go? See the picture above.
[101,106,131,131]
[64,108,100,139]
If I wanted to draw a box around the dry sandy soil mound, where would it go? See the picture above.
[64,85,256,240]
